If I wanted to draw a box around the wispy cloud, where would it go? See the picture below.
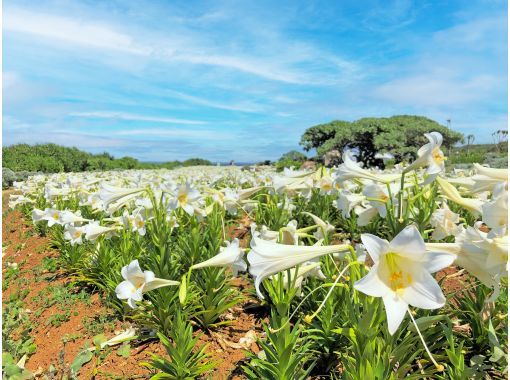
[4,8,148,55]
[166,90,266,113]
[69,111,208,125]
[110,128,233,140]
[372,71,499,107]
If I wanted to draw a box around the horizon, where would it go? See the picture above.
[3,0,508,162]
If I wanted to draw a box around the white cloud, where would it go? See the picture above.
[110,128,233,140]
[4,8,149,55]
[171,53,308,84]
[372,72,499,107]
[166,90,266,113]
[433,15,507,51]
[69,111,207,125]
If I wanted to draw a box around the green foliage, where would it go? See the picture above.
[192,267,243,329]
[243,313,315,380]
[278,150,307,163]
[2,352,33,380]
[2,168,40,189]
[300,115,463,167]
[144,311,216,379]
[275,150,308,172]
[2,143,212,174]
[182,158,212,166]
[2,291,37,365]
[447,142,508,168]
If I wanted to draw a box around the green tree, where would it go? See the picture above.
[300,115,463,167]
[183,158,212,166]
[278,150,307,163]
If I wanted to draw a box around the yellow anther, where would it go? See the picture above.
[304,315,313,324]
[178,193,188,204]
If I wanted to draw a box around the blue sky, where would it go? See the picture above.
[3,0,507,162]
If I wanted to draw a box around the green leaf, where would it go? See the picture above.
[490,346,505,362]
[93,333,107,348]
[332,327,356,340]
[487,319,500,347]
[117,344,131,358]
[407,315,448,332]
[70,350,93,375]
[2,351,15,365]
[3,363,22,376]
[179,274,187,305]
[470,355,486,366]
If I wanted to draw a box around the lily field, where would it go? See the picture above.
[3,132,508,379]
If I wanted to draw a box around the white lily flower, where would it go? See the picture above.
[260,225,279,242]
[238,186,264,201]
[471,164,508,193]
[302,212,335,240]
[363,182,395,218]
[191,238,246,276]
[335,151,400,184]
[93,328,137,350]
[273,261,325,291]
[295,177,314,199]
[260,174,273,187]
[281,220,299,245]
[115,260,179,309]
[42,208,63,227]
[223,188,240,215]
[99,183,145,213]
[32,208,45,223]
[405,132,446,176]
[354,204,379,226]
[64,225,86,245]
[133,214,147,236]
[283,167,310,178]
[272,175,298,194]
[59,210,90,225]
[44,186,71,200]
[482,190,508,230]
[165,215,180,229]
[259,221,299,245]
[84,221,119,241]
[436,177,483,215]
[318,176,335,195]
[354,225,455,335]
[168,183,201,216]
[8,195,34,209]
[427,223,507,292]
[334,189,364,218]
[248,224,350,299]
[82,193,104,211]
[277,197,296,214]
[430,203,463,240]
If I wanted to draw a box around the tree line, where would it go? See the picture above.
[2,143,212,173]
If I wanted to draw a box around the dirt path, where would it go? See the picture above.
[2,191,262,379]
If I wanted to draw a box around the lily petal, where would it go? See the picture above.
[382,293,408,335]
[360,233,389,263]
